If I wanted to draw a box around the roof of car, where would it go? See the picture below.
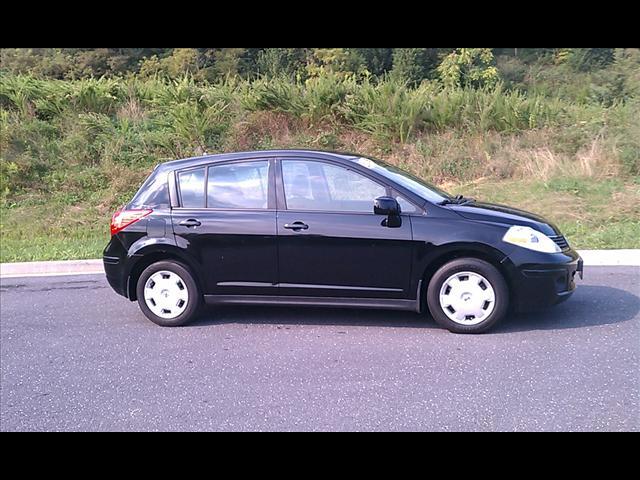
[156,149,361,172]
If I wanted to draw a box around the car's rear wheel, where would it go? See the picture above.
[426,258,508,333]
[136,260,200,327]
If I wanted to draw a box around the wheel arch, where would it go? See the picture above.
[418,243,515,312]
[126,246,203,301]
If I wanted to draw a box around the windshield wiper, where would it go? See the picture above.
[439,195,476,206]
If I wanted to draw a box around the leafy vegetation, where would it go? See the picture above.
[1,48,639,262]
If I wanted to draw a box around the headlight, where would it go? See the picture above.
[502,226,561,253]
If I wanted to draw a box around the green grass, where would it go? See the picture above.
[0,233,106,262]
[0,198,109,262]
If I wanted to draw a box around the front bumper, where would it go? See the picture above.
[507,248,583,312]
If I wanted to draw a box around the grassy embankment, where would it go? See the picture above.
[1,74,638,262]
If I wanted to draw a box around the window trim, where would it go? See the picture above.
[174,158,275,211]
[168,169,179,208]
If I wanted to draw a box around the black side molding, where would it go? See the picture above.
[204,295,419,312]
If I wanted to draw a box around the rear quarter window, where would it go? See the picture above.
[129,171,170,208]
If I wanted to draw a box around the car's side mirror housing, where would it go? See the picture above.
[374,196,402,228]
[374,196,401,216]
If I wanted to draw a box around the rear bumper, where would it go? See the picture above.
[104,258,127,298]
[507,249,583,312]
[103,238,128,298]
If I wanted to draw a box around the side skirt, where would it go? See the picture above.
[204,294,419,312]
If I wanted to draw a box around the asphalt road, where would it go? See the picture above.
[1,267,638,431]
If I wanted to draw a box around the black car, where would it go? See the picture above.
[103,150,583,333]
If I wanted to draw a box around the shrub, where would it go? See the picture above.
[240,76,305,116]
[341,80,434,142]
[303,73,355,123]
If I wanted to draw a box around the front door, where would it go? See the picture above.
[276,158,415,299]
[172,159,278,296]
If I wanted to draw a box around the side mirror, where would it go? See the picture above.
[374,196,402,228]
[374,196,401,216]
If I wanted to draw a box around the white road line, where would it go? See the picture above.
[0,270,104,279]
[0,259,104,279]
[577,250,640,267]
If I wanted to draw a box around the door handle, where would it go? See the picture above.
[284,221,309,231]
[179,219,201,227]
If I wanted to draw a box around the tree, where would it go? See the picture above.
[390,48,439,84]
[0,48,170,79]
[255,48,308,78]
[554,48,615,71]
[354,48,393,76]
[138,48,201,79]
[305,48,367,79]
[437,48,499,88]
[210,48,246,78]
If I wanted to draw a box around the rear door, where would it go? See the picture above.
[276,158,416,299]
[171,159,278,296]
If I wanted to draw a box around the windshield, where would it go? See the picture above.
[354,157,453,203]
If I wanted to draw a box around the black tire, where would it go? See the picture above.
[136,260,201,327]
[426,258,508,334]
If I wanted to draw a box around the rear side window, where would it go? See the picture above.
[207,161,269,209]
[129,171,170,208]
[178,168,206,208]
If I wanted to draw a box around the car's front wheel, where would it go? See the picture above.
[136,260,201,327]
[426,258,508,334]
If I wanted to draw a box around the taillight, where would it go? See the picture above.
[110,209,152,236]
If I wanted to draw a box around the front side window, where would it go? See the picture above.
[178,167,206,208]
[207,161,269,209]
[355,156,452,204]
[282,160,385,213]
[396,195,419,214]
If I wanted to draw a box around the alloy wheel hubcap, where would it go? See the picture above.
[439,271,496,326]
[144,271,189,319]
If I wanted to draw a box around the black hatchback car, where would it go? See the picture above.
[104,150,583,333]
